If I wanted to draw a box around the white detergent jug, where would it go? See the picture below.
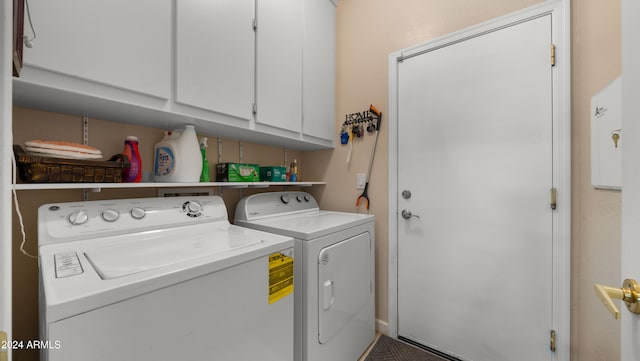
[153,125,202,182]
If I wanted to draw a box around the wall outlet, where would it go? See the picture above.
[357,173,366,189]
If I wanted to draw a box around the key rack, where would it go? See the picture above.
[341,108,381,139]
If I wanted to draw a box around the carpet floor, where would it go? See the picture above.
[364,336,448,361]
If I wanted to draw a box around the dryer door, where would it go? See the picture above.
[318,232,372,344]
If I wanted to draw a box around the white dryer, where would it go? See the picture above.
[234,191,375,361]
[38,196,294,361]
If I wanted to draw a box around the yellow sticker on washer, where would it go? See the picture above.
[269,253,294,304]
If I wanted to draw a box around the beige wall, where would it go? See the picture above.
[306,0,622,360]
[571,0,622,360]
[12,0,624,360]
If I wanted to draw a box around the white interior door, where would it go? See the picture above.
[396,15,554,361]
[621,0,640,359]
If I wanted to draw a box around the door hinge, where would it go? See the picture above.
[252,18,257,31]
[550,187,557,210]
[550,44,556,67]
[550,329,557,352]
[252,103,257,114]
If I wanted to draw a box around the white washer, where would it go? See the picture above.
[38,196,294,361]
[234,191,375,361]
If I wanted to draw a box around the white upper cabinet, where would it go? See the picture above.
[21,0,171,99]
[303,0,337,141]
[176,0,255,122]
[14,0,335,150]
[255,0,303,133]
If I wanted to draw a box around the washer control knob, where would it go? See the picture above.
[183,201,203,217]
[296,195,304,202]
[68,210,89,225]
[130,207,146,220]
[280,195,290,204]
[101,209,120,222]
[304,195,310,202]
[186,201,202,213]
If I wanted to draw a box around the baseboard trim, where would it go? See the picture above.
[375,319,389,335]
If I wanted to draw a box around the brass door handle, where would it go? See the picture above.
[594,279,640,320]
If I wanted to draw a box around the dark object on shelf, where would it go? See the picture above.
[13,145,130,183]
[13,0,25,76]
[260,166,287,182]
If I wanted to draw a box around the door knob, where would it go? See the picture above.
[401,209,420,220]
[594,278,640,320]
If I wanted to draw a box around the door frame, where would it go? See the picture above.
[1,0,13,359]
[621,0,640,358]
[387,1,571,360]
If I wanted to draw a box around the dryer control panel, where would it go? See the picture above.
[38,196,228,245]
[235,192,320,221]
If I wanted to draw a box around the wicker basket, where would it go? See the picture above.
[13,145,130,183]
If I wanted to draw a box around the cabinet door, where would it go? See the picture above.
[256,0,303,133]
[303,0,336,142]
[22,0,171,99]
[176,0,255,121]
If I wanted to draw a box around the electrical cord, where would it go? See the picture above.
[11,152,37,260]
[23,0,37,47]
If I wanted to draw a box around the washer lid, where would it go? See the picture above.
[235,211,374,240]
[39,223,293,323]
[85,225,263,279]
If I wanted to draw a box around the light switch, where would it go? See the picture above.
[357,173,366,189]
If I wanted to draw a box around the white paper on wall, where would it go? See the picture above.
[591,76,622,190]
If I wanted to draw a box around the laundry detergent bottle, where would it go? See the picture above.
[153,125,202,182]
[122,136,142,182]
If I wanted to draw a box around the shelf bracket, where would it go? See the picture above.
[82,116,89,145]
[82,116,90,201]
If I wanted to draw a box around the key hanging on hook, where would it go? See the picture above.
[612,129,622,148]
